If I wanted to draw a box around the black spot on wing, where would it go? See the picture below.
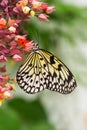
[58,64,62,71]
[53,72,57,77]
[40,57,43,60]
[29,63,32,67]
[50,56,55,64]
[43,64,46,68]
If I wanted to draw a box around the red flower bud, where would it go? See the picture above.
[17,38,30,47]
[41,3,47,11]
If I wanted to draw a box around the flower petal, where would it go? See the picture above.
[38,14,49,21]
[12,54,22,62]
[0,55,7,62]
[46,6,55,14]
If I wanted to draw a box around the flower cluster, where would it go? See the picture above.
[0,66,15,105]
[0,17,35,62]
[0,0,54,105]
[0,0,54,20]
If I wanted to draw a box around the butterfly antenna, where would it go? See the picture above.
[36,30,40,46]
[33,30,40,50]
[28,29,40,49]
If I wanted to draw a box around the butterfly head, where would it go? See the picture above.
[33,43,39,51]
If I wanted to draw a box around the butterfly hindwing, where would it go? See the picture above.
[17,51,49,94]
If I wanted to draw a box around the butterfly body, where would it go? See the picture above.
[16,46,77,94]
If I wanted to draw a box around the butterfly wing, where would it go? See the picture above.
[16,48,77,94]
[39,49,77,94]
[16,51,49,94]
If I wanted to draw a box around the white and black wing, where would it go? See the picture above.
[39,49,77,94]
[16,49,77,94]
[16,51,49,93]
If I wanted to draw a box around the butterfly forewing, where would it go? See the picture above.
[16,48,77,94]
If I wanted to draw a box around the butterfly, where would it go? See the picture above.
[16,44,77,94]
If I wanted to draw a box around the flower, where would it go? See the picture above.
[41,3,47,11]
[23,40,34,52]
[8,26,16,33]
[0,84,14,106]
[8,18,21,27]
[0,55,7,62]
[38,14,49,21]
[16,0,28,11]
[0,74,10,86]
[22,6,30,14]
[0,65,6,73]
[0,75,4,83]
[17,37,30,47]
[12,54,22,62]
[0,0,8,7]
[0,18,6,29]
[0,44,9,56]
[32,0,41,8]
[46,6,55,14]
[30,10,35,17]
[0,74,15,106]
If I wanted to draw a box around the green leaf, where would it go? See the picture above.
[8,98,47,124]
[7,98,55,130]
[0,106,21,130]
[30,122,55,130]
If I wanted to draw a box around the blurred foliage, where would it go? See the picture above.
[0,98,55,130]
[0,106,21,130]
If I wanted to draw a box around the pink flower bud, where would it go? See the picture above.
[46,6,55,14]
[38,14,49,21]
[0,86,6,94]
[24,41,34,52]
[12,54,22,62]
[0,55,7,62]
[29,0,33,4]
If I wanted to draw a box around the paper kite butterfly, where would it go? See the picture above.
[16,44,77,94]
